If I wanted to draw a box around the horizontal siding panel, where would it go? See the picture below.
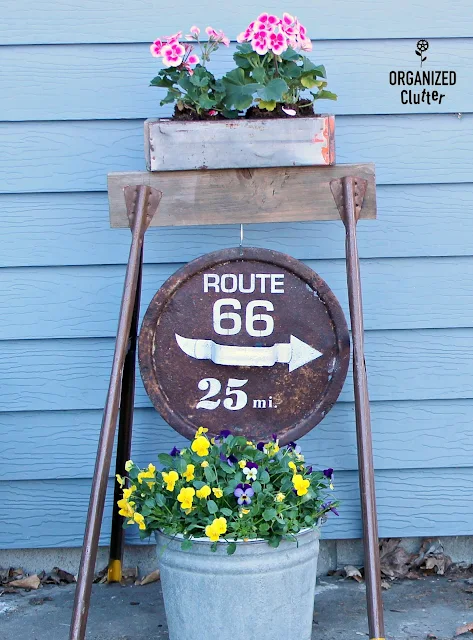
[4,399,473,481]
[2,184,473,267]
[2,1,472,44]
[3,40,472,120]
[1,115,472,193]
[0,329,472,412]
[4,468,473,547]
[2,257,473,340]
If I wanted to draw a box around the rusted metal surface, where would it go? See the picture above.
[331,176,386,640]
[69,185,162,640]
[144,117,336,172]
[139,247,349,445]
[108,252,143,582]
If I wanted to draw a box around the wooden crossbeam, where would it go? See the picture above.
[108,163,376,228]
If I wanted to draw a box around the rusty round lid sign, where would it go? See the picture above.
[139,248,350,445]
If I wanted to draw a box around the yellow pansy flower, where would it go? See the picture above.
[183,464,195,482]
[117,498,135,519]
[125,460,134,472]
[239,460,247,469]
[212,487,223,499]
[162,470,179,491]
[205,517,227,542]
[288,461,297,471]
[123,485,136,500]
[191,436,211,457]
[241,508,250,515]
[196,427,208,436]
[276,492,285,502]
[133,512,146,531]
[116,474,125,487]
[196,485,211,499]
[292,474,310,496]
[138,463,156,484]
[177,487,195,510]
[246,441,254,446]
[201,461,209,468]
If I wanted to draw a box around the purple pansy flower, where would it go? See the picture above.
[256,441,265,452]
[322,501,339,516]
[234,483,254,505]
[306,466,313,474]
[243,461,258,481]
[220,453,238,467]
[220,429,232,438]
[286,441,302,454]
[323,468,334,479]
[271,433,278,442]
[170,447,181,457]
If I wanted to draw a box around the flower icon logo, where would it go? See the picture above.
[415,39,429,66]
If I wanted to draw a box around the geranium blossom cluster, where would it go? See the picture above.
[237,12,312,55]
[150,25,229,72]
[118,427,338,552]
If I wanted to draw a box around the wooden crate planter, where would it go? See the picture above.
[144,115,335,172]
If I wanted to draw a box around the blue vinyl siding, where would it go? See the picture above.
[1,1,473,548]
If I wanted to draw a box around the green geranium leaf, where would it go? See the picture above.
[198,94,216,110]
[150,75,173,88]
[258,78,288,102]
[252,67,267,84]
[281,61,302,79]
[207,500,218,514]
[190,66,210,87]
[258,99,277,111]
[227,542,237,555]
[301,75,319,89]
[160,90,177,106]
[181,539,193,551]
[158,453,174,467]
[233,54,252,69]
[236,42,254,55]
[313,90,338,101]
[302,59,326,77]
[280,47,300,61]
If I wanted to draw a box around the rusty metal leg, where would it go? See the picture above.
[107,250,143,583]
[331,176,385,640]
[69,186,162,640]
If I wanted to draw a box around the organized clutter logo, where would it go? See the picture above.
[415,39,429,66]
[389,40,457,106]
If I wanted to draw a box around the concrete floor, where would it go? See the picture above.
[2,575,473,640]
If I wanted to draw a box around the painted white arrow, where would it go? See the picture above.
[175,334,322,372]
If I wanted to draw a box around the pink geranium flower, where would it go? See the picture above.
[237,21,255,43]
[161,42,186,67]
[251,30,270,55]
[150,39,163,57]
[269,31,288,55]
[190,25,200,35]
[187,53,200,64]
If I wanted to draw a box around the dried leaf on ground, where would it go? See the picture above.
[379,538,415,579]
[455,622,473,636]
[9,575,41,590]
[381,580,391,590]
[344,565,363,582]
[140,570,160,586]
[52,567,76,583]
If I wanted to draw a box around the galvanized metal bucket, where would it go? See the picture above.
[156,527,320,640]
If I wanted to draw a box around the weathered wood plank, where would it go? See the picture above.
[2,40,471,121]
[2,116,472,194]
[4,399,473,481]
[3,257,473,340]
[2,0,472,44]
[2,184,473,267]
[4,468,473,547]
[1,330,473,412]
[108,164,375,227]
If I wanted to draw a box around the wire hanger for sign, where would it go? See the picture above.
[239,222,244,253]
